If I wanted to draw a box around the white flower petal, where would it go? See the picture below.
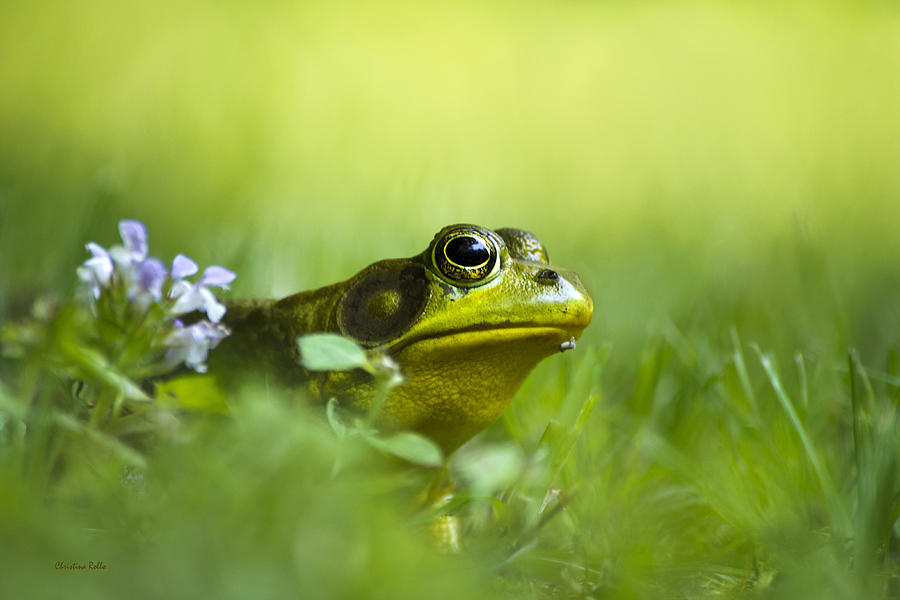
[198,287,226,322]
[76,265,92,284]
[206,301,226,323]
[170,287,205,315]
[84,256,114,285]
[164,347,187,369]
[86,242,109,260]
[169,280,193,299]
[185,340,209,368]
[109,245,136,267]
[76,266,103,299]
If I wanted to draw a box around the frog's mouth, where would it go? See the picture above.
[389,323,583,356]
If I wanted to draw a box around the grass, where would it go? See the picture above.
[2,0,900,598]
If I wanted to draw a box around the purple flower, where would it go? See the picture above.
[119,220,148,260]
[136,258,167,301]
[78,219,166,301]
[199,265,235,288]
[165,319,231,373]
[170,254,198,279]
[108,219,150,270]
[75,218,236,376]
[169,265,236,323]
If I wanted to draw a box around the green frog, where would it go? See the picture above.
[213,224,592,453]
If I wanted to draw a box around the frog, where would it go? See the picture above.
[211,223,593,454]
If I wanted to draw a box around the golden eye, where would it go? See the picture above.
[432,228,501,286]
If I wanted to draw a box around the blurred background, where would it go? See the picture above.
[3,1,900,598]
[2,0,899,361]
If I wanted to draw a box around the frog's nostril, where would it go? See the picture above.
[536,269,559,283]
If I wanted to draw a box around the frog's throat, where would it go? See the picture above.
[380,326,580,451]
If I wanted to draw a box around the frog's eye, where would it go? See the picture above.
[432,228,501,286]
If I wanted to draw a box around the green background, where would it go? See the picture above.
[1,1,899,598]
[4,1,899,353]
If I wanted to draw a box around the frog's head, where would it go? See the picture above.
[331,224,593,451]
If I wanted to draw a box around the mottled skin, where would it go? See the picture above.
[211,224,593,453]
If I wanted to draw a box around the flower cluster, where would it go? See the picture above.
[77,219,235,373]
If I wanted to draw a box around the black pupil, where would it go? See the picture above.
[446,236,489,267]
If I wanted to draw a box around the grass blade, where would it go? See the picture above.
[753,346,850,534]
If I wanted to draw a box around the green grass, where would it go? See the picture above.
[2,0,900,598]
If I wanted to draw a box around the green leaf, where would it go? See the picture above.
[155,374,229,414]
[0,382,26,420]
[53,412,148,469]
[364,431,443,468]
[63,344,150,402]
[454,443,524,497]
[297,334,372,372]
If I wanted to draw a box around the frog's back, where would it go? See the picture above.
[212,283,345,385]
